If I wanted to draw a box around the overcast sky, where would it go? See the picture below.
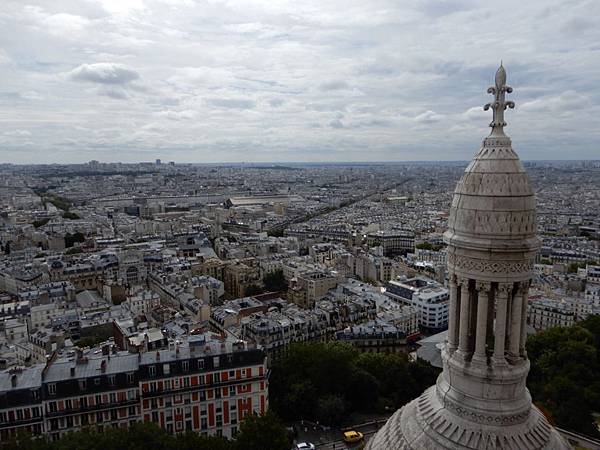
[0,0,599,164]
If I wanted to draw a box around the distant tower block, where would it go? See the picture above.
[366,64,571,449]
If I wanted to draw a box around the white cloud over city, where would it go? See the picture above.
[0,0,598,163]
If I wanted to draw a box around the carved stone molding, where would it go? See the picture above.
[448,253,534,276]
[497,282,513,294]
[475,280,491,292]
[435,390,530,426]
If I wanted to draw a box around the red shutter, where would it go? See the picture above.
[208,403,215,427]
[193,406,199,430]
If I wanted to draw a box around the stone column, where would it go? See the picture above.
[492,283,511,366]
[447,274,458,353]
[472,281,490,364]
[519,281,529,357]
[456,277,471,359]
[508,283,523,361]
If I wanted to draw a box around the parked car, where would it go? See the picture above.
[295,443,316,450]
[343,430,364,443]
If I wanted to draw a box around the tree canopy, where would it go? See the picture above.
[527,315,600,437]
[263,270,287,292]
[269,341,439,425]
[5,415,289,450]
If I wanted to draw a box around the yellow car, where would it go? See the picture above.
[343,430,364,443]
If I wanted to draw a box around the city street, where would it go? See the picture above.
[291,418,387,450]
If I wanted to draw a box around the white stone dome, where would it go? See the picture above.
[366,64,571,450]
[443,134,540,283]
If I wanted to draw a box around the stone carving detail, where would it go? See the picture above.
[435,391,530,426]
[448,253,534,275]
[475,281,490,292]
[484,63,514,133]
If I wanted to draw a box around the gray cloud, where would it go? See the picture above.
[414,110,444,124]
[319,80,350,91]
[207,98,256,109]
[0,0,598,163]
[269,98,284,108]
[69,63,140,85]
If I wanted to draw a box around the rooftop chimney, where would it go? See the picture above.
[100,360,106,372]
[10,374,17,388]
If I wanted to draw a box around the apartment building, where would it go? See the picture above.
[365,230,415,256]
[527,298,575,331]
[0,334,268,443]
[384,276,449,332]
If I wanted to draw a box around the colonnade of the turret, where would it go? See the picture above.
[446,274,529,366]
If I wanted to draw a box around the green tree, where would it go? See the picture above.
[32,218,50,228]
[62,211,80,220]
[65,231,85,248]
[263,270,287,292]
[244,284,263,296]
[527,324,600,437]
[270,342,440,423]
[234,413,290,450]
[317,394,347,425]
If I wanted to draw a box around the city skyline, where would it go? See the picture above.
[1,0,599,164]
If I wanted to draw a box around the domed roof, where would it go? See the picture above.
[443,134,539,254]
[443,64,539,260]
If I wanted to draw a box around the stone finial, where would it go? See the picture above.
[484,62,515,136]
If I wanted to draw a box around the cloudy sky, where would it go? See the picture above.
[0,0,599,163]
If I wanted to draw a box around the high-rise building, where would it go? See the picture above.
[367,65,571,449]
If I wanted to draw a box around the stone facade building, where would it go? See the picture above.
[367,65,570,449]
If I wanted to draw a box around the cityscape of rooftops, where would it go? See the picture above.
[0,1,599,450]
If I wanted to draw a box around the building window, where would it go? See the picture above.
[109,375,116,386]
[182,361,189,372]
[163,364,170,375]
[79,379,87,391]
[48,383,56,395]
[149,366,156,377]
[94,378,101,386]
[197,359,204,370]
[213,356,220,368]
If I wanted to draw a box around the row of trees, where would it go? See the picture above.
[527,315,600,437]
[6,414,290,450]
[270,341,439,425]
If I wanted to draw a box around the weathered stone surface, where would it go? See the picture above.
[366,65,571,450]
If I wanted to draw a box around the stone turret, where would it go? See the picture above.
[366,64,571,450]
